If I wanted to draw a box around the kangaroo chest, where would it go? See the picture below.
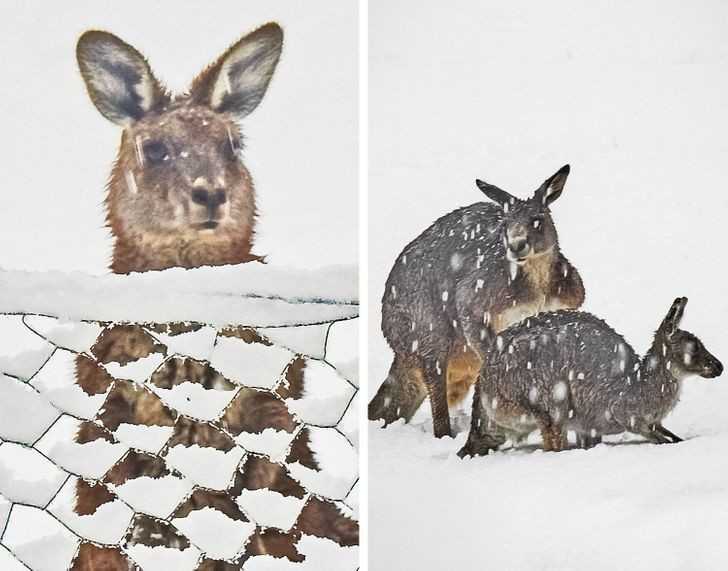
[492,254,569,332]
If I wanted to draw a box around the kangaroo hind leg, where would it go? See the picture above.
[368,352,427,426]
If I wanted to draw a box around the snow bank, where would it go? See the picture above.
[370,412,728,571]
[0,264,357,328]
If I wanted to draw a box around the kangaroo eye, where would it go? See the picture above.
[143,140,169,164]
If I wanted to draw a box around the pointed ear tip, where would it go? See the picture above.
[77,29,115,46]
[256,21,284,41]
[77,30,99,51]
[560,164,571,174]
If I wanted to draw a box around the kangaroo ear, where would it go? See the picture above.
[77,31,168,126]
[475,179,516,206]
[662,297,688,335]
[535,164,570,206]
[191,23,283,120]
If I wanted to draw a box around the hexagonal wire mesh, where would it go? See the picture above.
[0,299,359,570]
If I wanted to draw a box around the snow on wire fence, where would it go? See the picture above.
[0,266,359,570]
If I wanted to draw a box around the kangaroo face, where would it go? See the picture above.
[117,104,250,236]
[501,198,558,264]
[476,164,570,266]
[659,297,723,379]
[669,331,723,379]
[76,24,283,269]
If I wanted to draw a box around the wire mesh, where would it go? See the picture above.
[0,309,359,570]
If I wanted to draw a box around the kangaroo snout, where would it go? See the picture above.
[702,356,723,378]
[191,188,227,207]
[508,236,530,259]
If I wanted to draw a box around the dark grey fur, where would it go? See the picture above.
[370,165,585,438]
[458,297,723,456]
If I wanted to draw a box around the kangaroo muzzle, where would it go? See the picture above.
[506,236,531,263]
[702,356,723,378]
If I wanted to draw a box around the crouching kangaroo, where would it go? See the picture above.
[371,165,585,438]
[459,297,723,456]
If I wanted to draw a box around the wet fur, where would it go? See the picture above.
[371,166,585,438]
[107,115,261,273]
[460,300,723,456]
[77,25,282,273]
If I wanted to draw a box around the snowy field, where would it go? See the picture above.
[369,1,728,570]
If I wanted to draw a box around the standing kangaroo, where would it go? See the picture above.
[71,25,355,568]
[369,165,585,439]
[460,297,723,456]
[77,24,283,273]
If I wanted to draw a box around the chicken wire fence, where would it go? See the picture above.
[0,278,359,570]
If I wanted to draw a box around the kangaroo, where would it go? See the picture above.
[370,165,585,438]
[459,297,723,456]
[76,24,283,273]
[71,26,356,565]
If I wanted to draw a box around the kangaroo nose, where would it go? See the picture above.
[191,189,227,206]
[509,237,529,257]
[714,359,724,376]
[191,189,210,205]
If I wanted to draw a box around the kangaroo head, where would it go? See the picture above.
[476,165,570,266]
[77,24,283,272]
[658,297,723,379]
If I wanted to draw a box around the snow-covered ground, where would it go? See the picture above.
[369,1,728,569]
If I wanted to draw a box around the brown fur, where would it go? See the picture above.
[91,325,166,365]
[295,496,359,547]
[75,355,115,395]
[196,559,243,570]
[447,249,583,409]
[73,479,116,516]
[220,388,297,436]
[445,343,481,408]
[106,112,261,273]
[539,422,568,452]
[104,451,172,486]
[173,487,248,522]
[125,513,189,550]
[286,428,320,471]
[76,25,283,273]
[238,456,306,499]
[96,379,176,431]
[166,416,236,451]
[276,357,307,399]
[149,356,236,391]
[71,543,138,571]
[244,528,304,562]
[76,421,116,444]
